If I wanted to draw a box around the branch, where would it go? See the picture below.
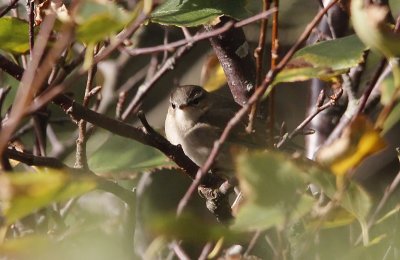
[93,12,148,64]
[0,54,24,80]
[123,9,276,57]
[121,44,193,120]
[177,0,341,216]
[276,88,343,149]
[4,147,135,205]
[247,0,270,133]
[53,94,202,178]
[205,16,256,106]
[0,0,19,18]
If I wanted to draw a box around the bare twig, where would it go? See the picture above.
[75,56,97,169]
[276,88,343,149]
[0,86,11,115]
[247,0,270,133]
[28,0,35,57]
[198,242,213,260]
[0,54,24,80]
[124,9,277,57]
[176,0,341,216]
[354,151,400,245]
[368,168,400,228]
[244,230,262,256]
[170,241,190,260]
[267,0,280,145]
[356,58,387,116]
[0,13,58,158]
[121,44,192,120]
[0,0,19,18]
[0,54,202,181]
[93,12,148,64]
[4,147,136,204]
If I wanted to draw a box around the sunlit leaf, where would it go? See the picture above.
[274,35,366,84]
[76,0,131,43]
[0,17,30,54]
[351,0,400,58]
[0,169,96,225]
[88,134,170,174]
[316,116,386,176]
[201,55,227,92]
[150,0,248,27]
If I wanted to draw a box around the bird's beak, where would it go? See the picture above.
[178,104,188,110]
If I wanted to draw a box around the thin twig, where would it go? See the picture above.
[176,0,341,216]
[276,88,343,149]
[0,0,19,18]
[123,9,277,57]
[368,168,400,228]
[93,12,148,64]
[267,0,280,146]
[28,0,35,58]
[5,147,136,204]
[121,44,192,120]
[75,54,97,169]
[0,13,59,158]
[247,0,270,133]
[317,0,336,39]
[356,58,387,116]
[170,241,190,260]
[198,242,213,260]
[244,230,262,256]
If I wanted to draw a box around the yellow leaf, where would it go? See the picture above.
[317,116,386,176]
[201,55,226,92]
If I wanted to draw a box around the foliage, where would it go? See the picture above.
[0,0,399,259]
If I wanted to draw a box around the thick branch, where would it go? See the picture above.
[205,17,256,106]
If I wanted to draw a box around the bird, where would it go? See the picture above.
[165,85,265,176]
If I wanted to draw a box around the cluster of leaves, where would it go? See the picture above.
[0,0,399,259]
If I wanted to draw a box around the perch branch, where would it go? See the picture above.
[177,0,341,216]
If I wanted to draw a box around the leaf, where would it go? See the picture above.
[0,17,30,54]
[382,102,400,134]
[274,35,366,84]
[316,116,386,176]
[0,235,50,259]
[351,0,400,58]
[380,73,395,105]
[232,151,314,231]
[88,133,170,174]
[0,169,96,225]
[308,164,372,223]
[76,0,131,43]
[201,55,227,92]
[150,213,232,242]
[150,0,248,27]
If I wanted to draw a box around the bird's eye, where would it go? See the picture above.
[191,98,199,105]
[171,103,176,109]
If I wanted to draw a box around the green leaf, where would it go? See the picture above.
[151,0,248,27]
[0,169,96,225]
[308,168,372,222]
[382,102,400,134]
[88,133,170,174]
[0,17,30,54]
[0,235,50,259]
[232,151,314,231]
[76,0,131,43]
[274,35,366,84]
[351,0,400,58]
